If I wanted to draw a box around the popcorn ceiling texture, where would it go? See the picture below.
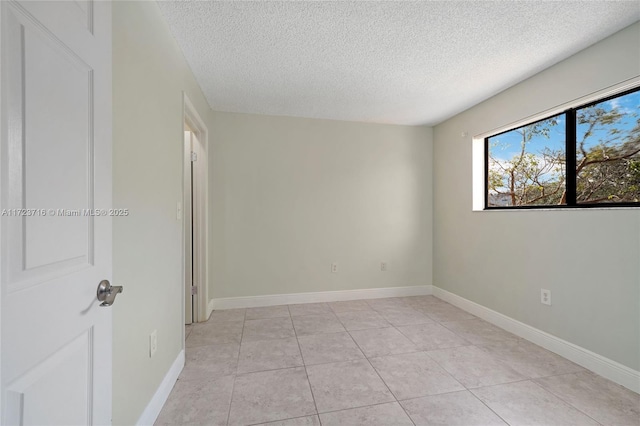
[157,1,639,126]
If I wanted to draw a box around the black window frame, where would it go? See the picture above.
[485,86,640,210]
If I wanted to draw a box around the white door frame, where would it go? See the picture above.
[0,1,4,410]
[182,93,209,325]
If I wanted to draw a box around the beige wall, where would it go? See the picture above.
[433,22,640,371]
[112,2,212,424]
[208,112,433,299]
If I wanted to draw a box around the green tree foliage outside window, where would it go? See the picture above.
[487,88,640,207]
[576,95,640,204]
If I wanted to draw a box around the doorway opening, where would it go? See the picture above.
[183,94,209,327]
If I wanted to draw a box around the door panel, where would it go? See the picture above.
[5,330,93,425]
[22,12,92,272]
[1,1,112,424]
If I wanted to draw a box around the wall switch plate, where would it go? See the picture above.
[381,262,387,271]
[331,263,338,273]
[150,330,158,357]
[541,289,551,306]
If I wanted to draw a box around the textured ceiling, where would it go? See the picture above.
[157,1,640,126]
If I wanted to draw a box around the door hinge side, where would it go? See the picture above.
[191,285,198,295]
[190,151,197,162]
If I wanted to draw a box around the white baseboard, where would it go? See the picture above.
[136,350,185,426]
[211,285,432,310]
[432,286,640,394]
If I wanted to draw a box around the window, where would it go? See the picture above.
[486,87,640,208]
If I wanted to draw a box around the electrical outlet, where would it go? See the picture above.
[331,263,338,273]
[541,289,551,306]
[381,262,387,271]
[150,330,158,357]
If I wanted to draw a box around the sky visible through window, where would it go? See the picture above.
[490,117,565,162]
[487,90,640,207]
[492,91,640,160]
[577,91,640,152]
[575,91,640,204]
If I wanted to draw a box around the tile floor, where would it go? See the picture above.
[156,296,640,426]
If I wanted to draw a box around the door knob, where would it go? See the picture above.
[97,280,123,307]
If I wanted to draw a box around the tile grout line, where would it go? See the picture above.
[245,414,319,426]
[467,386,513,426]
[422,345,529,390]
[314,399,420,420]
[373,360,418,425]
[224,310,247,426]
[369,321,461,426]
[289,305,322,424]
[526,378,606,426]
[335,301,606,426]
[344,326,417,426]
[421,331,603,425]
[419,342,515,426]
[395,387,479,403]
[370,333,417,426]
[416,342,529,425]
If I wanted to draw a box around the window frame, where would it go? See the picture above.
[484,85,640,210]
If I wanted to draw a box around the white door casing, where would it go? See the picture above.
[183,94,208,324]
[184,130,193,325]
[1,1,112,424]
[191,130,207,322]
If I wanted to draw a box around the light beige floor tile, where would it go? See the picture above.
[329,300,372,313]
[246,305,290,320]
[399,295,447,305]
[181,343,239,381]
[298,331,365,365]
[472,380,600,426]
[186,320,244,347]
[427,345,525,388]
[350,327,419,358]
[417,303,476,322]
[478,339,584,378]
[292,313,345,336]
[319,402,414,426]
[365,297,408,310]
[242,317,296,342]
[335,310,390,331]
[163,297,636,426]
[155,375,234,426]
[238,337,303,374]
[288,303,332,316]
[370,351,464,400]
[401,295,445,307]
[228,367,316,426]
[397,322,470,351]
[400,390,507,426]
[376,307,434,327]
[535,371,640,426]
[306,359,395,412]
[256,415,321,426]
[441,319,518,346]
[209,308,246,323]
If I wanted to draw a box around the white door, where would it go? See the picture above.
[1,1,113,424]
